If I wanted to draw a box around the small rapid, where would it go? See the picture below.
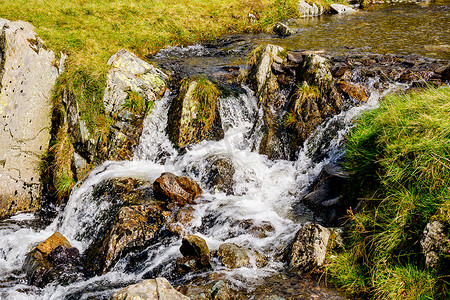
[0,77,403,298]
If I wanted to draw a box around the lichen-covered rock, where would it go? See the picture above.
[153,172,203,206]
[84,203,168,275]
[0,19,60,218]
[420,221,447,269]
[167,75,224,148]
[103,49,168,160]
[23,232,83,287]
[286,223,331,273]
[111,277,190,300]
[298,0,324,17]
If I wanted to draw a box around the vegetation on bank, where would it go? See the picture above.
[328,87,450,299]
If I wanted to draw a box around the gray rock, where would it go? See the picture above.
[298,0,324,17]
[421,221,446,269]
[103,49,167,160]
[0,19,59,218]
[329,4,357,14]
[103,49,167,116]
[111,277,190,300]
[273,22,296,37]
[287,223,331,272]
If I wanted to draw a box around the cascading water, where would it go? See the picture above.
[0,77,401,299]
[1,1,448,297]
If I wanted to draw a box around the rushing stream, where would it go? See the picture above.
[1,1,449,299]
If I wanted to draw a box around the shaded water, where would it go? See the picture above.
[0,1,449,299]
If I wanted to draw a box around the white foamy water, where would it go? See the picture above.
[0,80,404,299]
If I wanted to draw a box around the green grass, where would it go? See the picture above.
[328,87,450,299]
[0,0,300,75]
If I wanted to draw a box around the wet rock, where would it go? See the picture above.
[180,235,211,267]
[286,223,331,273]
[330,63,349,78]
[48,246,80,266]
[338,80,369,102]
[420,221,446,269]
[329,4,356,14]
[287,51,304,65]
[36,232,72,255]
[246,44,284,104]
[217,243,265,269]
[178,279,236,300]
[300,164,348,225]
[205,156,235,195]
[72,152,89,179]
[153,172,203,205]
[111,277,189,300]
[435,65,450,82]
[273,22,296,37]
[85,203,167,275]
[298,0,324,17]
[0,19,60,218]
[167,75,224,148]
[103,49,168,160]
[399,70,435,84]
[23,232,83,287]
[167,206,196,236]
[285,54,343,156]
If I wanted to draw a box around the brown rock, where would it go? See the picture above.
[84,204,167,275]
[217,243,265,269]
[36,232,72,255]
[153,172,202,205]
[338,80,369,102]
[180,235,211,267]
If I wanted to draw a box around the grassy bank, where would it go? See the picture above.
[0,0,300,75]
[328,87,450,299]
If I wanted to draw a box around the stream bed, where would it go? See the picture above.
[0,1,449,299]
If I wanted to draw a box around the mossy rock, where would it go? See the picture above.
[167,75,224,148]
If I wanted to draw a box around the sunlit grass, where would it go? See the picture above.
[329,87,450,299]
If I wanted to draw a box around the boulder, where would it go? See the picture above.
[167,205,196,236]
[111,277,189,300]
[103,49,167,160]
[153,172,203,206]
[420,221,447,269]
[23,232,83,287]
[286,223,331,273]
[217,243,265,269]
[273,22,296,37]
[285,54,343,155]
[167,75,224,148]
[84,203,168,275]
[329,4,356,14]
[0,19,60,218]
[298,0,324,17]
